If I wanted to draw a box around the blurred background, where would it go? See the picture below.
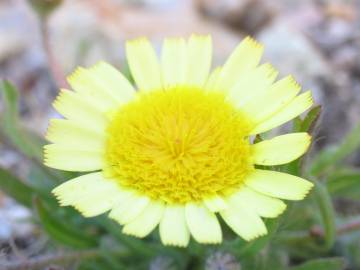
[1,0,360,269]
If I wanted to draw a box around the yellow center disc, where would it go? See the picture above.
[105,86,253,204]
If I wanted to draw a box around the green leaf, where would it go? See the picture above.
[34,197,98,248]
[290,257,345,270]
[1,80,18,123]
[239,218,279,257]
[28,165,57,193]
[0,166,55,208]
[0,166,35,207]
[248,247,287,270]
[286,106,321,176]
[0,80,43,160]
[292,105,321,133]
[224,218,279,259]
[1,80,65,183]
[96,218,157,258]
[311,123,360,176]
[327,171,360,199]
[313,180,336,250]
[298,105,322,134]
[345,238,360,268]
[292,116,303,133]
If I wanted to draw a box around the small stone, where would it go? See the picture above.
[195,0,276,34]
[258,19,330,108]
[205,251,241,270]
[149,256,176,270]
[0,198,33,240]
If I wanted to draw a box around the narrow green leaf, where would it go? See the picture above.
[311,123,360,175]
[238,218,279,257]
[34,197,98,248]
[0,166,35,207]
[286,106,321,176]
[261,249,288,270]
[96,218,188,267]
[28,166,57,193]
[299,105,321,134]
[0,166,55,208]
[292,105,321,133]
[96,218,156,258]
[327,171,360,199]
[224,219,279,258]
[292,116,302,132]
[309,147,337,176]
[277,230,329,258]
[329,123,360,158]
[1,80,18,123]
[0,80,43,160]
[346,239,360,268]
[313,180,336,250]
[1,80,64,183]
[290,257,345,270]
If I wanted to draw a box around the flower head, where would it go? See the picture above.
[45,35,314,247]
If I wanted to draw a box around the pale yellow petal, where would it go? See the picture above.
[205,67,222,91]
[126,38,162,91]
[109,193,150,225]
[216,37,264,91]
[67,68,114,113]
[229,187,286,218]
[245,169,314,200]
[204,195,227,212]
[44,144,103,171]
[240,75,301,123]
[161,38,187,87]
[220,201,267,241]
[53,89,108,131]
[52,172,124,217]
[122,200,164,238]
[250,91,313,135]
[46,119,105,151]
[185,203,222,244]
[67,62,135,112]
[227,63,278,107]
[88,62,135,103]
[159,205,190,247]
[186,34,212,87]
[251,133,311,165]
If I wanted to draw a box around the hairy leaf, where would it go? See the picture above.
[35,197,98,248]
[290,257,345,270]
[311,123,360,176]
[0,166,35,207]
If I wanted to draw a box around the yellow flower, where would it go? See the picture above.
[44,35,314,247]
